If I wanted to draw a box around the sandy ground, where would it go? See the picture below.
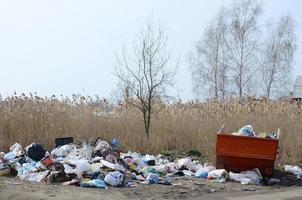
[1,176,302,200]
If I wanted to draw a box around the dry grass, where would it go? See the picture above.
[0,94,301,164]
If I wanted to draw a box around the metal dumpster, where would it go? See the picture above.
[216,133,278,176]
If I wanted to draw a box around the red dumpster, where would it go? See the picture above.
[216,133,278,176]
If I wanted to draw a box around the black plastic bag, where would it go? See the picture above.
[26,143,46,161]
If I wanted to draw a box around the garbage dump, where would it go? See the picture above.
[0,126,298,189]
[0,138,262,188]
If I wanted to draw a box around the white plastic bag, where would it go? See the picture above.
[229,170,262,185]
[166,162,179,173]
[177,158,195,171]
[51,144,75,157]
[64,159,91,178]
[207,169,229,179]
[284,165,302,179]
[101,160,125,171]
[94,140,111,152]
[104,171,124,186]
[10,143,23,157]
[229,172,253,184]
[154,164,168,175]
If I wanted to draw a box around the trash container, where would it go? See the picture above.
[216,133,278,176]
[55,137,74,147]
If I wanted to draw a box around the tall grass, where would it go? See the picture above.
[0,94,301,164]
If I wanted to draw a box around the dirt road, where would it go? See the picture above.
[226,188,302,200]
[1,177,302,200]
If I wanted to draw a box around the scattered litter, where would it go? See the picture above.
[195,166,216,178]
[229,169,262,185]
[0,135,290,190]
[62,178,79,186]
[267,178,280,185]
[206,189,216,193]
[284,165,302,179]
[208,169,229,180]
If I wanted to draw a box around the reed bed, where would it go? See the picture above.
[0,94,301,164]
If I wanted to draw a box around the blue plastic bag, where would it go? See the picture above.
[80,179,107,189]
[146,173,159,184]
[195,170,208,178]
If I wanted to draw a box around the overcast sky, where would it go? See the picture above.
[0,0,301,100]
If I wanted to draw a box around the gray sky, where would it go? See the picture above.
[0,0,301,100]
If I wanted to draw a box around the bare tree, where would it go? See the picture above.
[114,18,175,138]
[224,0,262,99]
[261,15,296,98]
[190,9,229,100]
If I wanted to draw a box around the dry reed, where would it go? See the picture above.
[0,94,301,164]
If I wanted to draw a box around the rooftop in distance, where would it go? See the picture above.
[293,75,302,98]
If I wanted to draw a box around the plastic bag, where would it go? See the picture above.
[81,179,107,189]
[183,170,194,177]
[241,170,262,184]
[284,165,302,179]
[195,165,216,178]
[143,154,156,165]
[195,169,208,178]
[229,171,261,185]
[64,159,91,178]
[121,151,146,171]
[4,152,15,161]
[177,158,195,170]
[25,143,46,161]
[146,173,159,184]
[229,172,253,184]
[94,140,111,151]
[208,169,229,179]
[20,170,50,182]
[104,171,124,187]
[10,143,23,157]
[64,164,76,174]
[229,169,262,185]
[238,125,255,137]
[166,162,179,173]
[90,163,103,173]
[153,164,168,175]
[101,160,125,171]
[51,144,75,157]
[155,154,170,165]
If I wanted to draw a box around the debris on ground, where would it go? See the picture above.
[229,169,262,185]
[0,137,301,190]
[284,165,302,179]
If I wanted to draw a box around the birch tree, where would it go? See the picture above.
[261,15,296,98]
[225,0,262,99]
[190,9,228,100]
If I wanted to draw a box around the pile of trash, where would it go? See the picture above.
[1,123,301,189]
[229,124,279,139]
[0,137,269,189]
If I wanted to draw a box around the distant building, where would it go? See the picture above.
[293,75,302,100]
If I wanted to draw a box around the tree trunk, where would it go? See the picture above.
[143,109,151,138]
